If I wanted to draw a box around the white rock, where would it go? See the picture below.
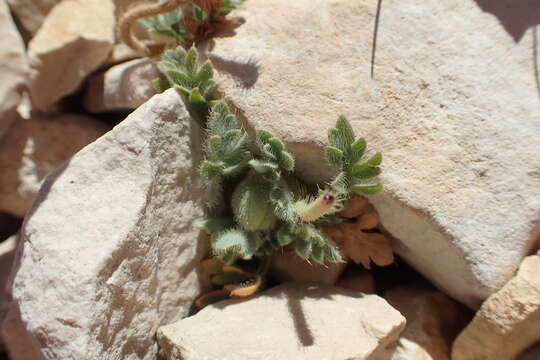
[0,114,109,217]
[84,58,158,113]
[384,283,469,360]
[28,0,115,110]
[0,235,17,349]
[158,282,406,360]
[3,89,208,359]
[0,0,29,139]
[202,0,540,308]
[452,252,540,360]
[6,0,60,35]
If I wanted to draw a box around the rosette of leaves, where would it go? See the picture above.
[138,0,245,46]
[156,46,217,116]
[325,116,384,196]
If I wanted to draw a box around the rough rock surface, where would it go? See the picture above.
[3,89,208,360]
[385,283,469,360]
[6,0,60,35]
[0,1,28,139]
[0,235,17,349]
[84,58,158,113]
[452,252,540,360]
[203,0,540,308]
[158,283,405,360]
[0,114,109,217]
[28,0,115,110]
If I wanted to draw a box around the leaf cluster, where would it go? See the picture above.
[157,47,217,116]
[326,116,383,196]
[158,46,383,272]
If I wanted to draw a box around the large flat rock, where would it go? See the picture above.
[158,283,405,360]
[3,89,208,359]
[202,0,540,308]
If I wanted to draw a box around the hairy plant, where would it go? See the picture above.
[158,46,384,299]
[119,0,244,55]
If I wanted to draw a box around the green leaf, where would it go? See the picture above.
[277,150,295,172]
[192,3,209,22]
[324,244,343,263]
[196,62,214,83]
[166,70,194,89]
[295,237,312,259]
[249,159,279,174]
[212,229,264,263]
[269,184,297,222]
[349,138,366,165]
[201,160,224,178]
[206,177,223,208]
[330,171,349,194]
[325,146,344,168]
[207,102,239,135]
[189,87,206,106]
[184,47,199,75]
[351,183,384,195]
[365,152,383,166]
[232,174,277,231]
[276,225,295,246]
[311,245,325,264]
[350,164,381,179]
[335,116,355,146]
[197,217,235,234]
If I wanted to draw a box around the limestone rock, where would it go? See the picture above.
[452,252,540,360]
[0,235,17,349]
[158,282,406,360]
[385,283,469,360]
[84,58,158,113]
[28,0,115,110]
[0,114,109,217]
[269,249,346,285]
[3,89,208,360]
[0,1,29,139]
[202,0,540,308]
[6,0,60,35]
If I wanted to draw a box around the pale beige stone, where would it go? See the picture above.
[158,282,406,360]
[202,0,540,308]
[269,249,346,285]
[28,0,115,110]
[385,283,469,360]
[6,0,60,35]
[0,114,109,217]
[3,89,208,359]
[0,1,29,139]
[0,234,17,350]
[452,253,540,360]
[84,58,158,113]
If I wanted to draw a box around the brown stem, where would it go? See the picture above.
[118,0,184,56]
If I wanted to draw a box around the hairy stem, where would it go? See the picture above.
[119,0,184,56]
